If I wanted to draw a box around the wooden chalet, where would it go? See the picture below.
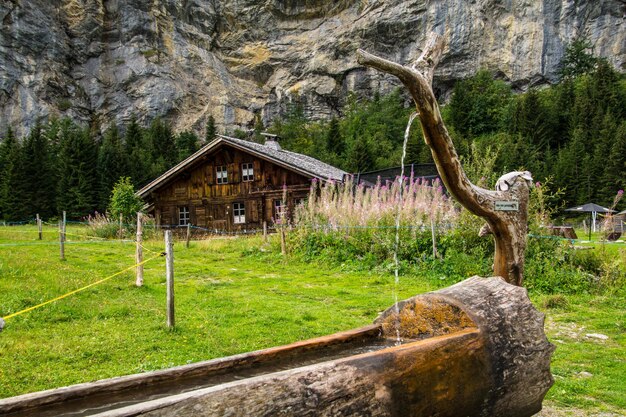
[137,134,346,230]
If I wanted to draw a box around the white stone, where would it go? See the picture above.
[585,333,609,340]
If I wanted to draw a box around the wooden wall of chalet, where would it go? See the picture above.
[152,145,311,230]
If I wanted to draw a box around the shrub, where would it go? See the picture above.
[86,212,158,240]
[86,212,122,239]
[108,177,144,220]
[289,176,458,270]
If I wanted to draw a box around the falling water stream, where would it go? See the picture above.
[392,112,419,344]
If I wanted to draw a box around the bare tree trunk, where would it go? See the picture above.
[357,34,532,286]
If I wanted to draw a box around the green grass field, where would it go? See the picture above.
[0,224,624,415]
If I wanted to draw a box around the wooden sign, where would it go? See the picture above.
[495,201,519,211]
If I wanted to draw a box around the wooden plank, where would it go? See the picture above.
[165,231,175,329]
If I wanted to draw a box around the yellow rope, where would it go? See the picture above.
[140,243,161,255]
[2,253,164,321]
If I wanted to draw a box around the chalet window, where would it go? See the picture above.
[178,206,190,226]
[217,165,228,184]
[274,199,287,218]
[233,202,245,224]
[242,163,254,182]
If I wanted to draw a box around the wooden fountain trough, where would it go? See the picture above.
[0,277,554,417]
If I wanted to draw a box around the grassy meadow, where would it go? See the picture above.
[0,224,624,416]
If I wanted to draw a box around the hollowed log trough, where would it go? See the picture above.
[0,277,554,417]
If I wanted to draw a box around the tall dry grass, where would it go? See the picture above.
[295,175,457,230]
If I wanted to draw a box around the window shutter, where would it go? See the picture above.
[206,164,214,185]
[249,199,258,222]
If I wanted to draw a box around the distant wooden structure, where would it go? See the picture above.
[546,226,577,240]
[349,163,441,188]
[137,135,346,230]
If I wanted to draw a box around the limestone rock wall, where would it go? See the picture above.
[1,0,624,137]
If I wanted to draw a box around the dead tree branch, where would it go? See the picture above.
[357,33,531,286]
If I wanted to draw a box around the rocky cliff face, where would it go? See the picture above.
[1,0,624,137]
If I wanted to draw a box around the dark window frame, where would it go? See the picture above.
[241,162,254,182]
[216,165,228,184]
[233,202,246,224]
[178,206,190,226]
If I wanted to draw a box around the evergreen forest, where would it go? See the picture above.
[0,40,624,221]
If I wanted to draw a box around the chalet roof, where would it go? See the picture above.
[137,134,347,198]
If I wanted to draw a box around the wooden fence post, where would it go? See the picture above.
[59,211,66,261]
[431,217,438,259]
[36,214,42,240]
[280,223,287,256]
[119,213,123,239]
[263,221,268,243]
[186,223,191,248]
[136,212,144,287]
[165,230,175,329]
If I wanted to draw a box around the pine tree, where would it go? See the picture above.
[553,79,574,147]
[602,121,626,209]
[589,113,617,203]
[559,37,598,80]
[591,59,625,120]
[0,127,22,220]
[146,117,177,177]
[124,116,150,186]
[349,136,373,173]
[325,117,344,156]
[205,115,217,143]
[253,114,264,143]
[21,123,57,218]
[176,130,199,161]
[97,125,128,210]
[448,70,512,138]
[57,120,99,218]
[555,128,589,206]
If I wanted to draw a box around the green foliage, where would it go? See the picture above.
[524,238,594,294]
[176,130,199,160]
[98,125,128,209]
[269,89,430,173]
[146,117,177,178]
[108,177,144,220]
[57,99,72,112]
[56,119,99,218]
[140,49,158,59]
[450,45,625,211]
[252,114,265,143]
[559,37,598,80]
[325,117,343,155]
[124,115,150,187]
[0,127,27,220]
[205,115,217,143]
[448,69,513,138]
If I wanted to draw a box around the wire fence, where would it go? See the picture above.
[2,218,623,245]
[1,215,623,333]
